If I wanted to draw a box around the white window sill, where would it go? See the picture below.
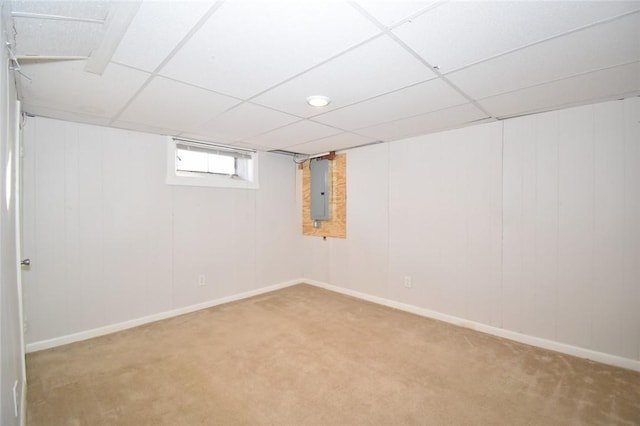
[166,172,259,189]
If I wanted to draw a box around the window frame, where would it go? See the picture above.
[166,137,259,189]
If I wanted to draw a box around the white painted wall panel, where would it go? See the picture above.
[22,118,299,344]
[462,126,503,327]
[28,118,69,341]
[255,153,302,286]
[621,98,640,360]
[62,125,82,333]
[530,115,561,341]
[591,101,626,356]
[327,238,348,289]
[502,112,561,338]
[230,190,257,295]
[387,123,503,324]
[75,125,107,330]
[501,116,527,333]
[502,98,640,359]
[328,143,389,298]
[301,236,331,284]
[99,127,173,323]
[172,187,241,307]
[23,119,176,340]
[388,131,456,311]
[556,107,595,350]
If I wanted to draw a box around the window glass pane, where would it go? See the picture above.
[177,148,208,172]
[208,153,235,175]
[177,147,237,175]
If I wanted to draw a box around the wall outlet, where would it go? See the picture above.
[404,276,412,288]
[198,274,206,286]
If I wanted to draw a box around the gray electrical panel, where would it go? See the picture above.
[310,159,330,220]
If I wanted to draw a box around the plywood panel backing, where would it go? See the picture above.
[302,154,346,238]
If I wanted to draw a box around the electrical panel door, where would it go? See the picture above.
[310,159,330,220]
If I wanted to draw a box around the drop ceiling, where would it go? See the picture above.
[4,0,640,155]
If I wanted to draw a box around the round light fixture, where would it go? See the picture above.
[306,95,331,107]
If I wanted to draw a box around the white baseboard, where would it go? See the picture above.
[303,279,640,373]
[20,379,26,426]
[26,277,640,373]
[25,279,301,353]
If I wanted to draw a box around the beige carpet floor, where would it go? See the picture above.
[27,284,640,425]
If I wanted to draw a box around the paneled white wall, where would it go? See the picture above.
[304,98,640,363]
[330,143,390,298]
[23,98,640,365]
[303,123,503,323]
[503,98,640,360]
[22,117,301,344]
[388,123,504,324]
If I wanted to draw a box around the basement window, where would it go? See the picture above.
[166,138,259,189]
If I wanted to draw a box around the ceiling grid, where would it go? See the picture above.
[4,0,639,155]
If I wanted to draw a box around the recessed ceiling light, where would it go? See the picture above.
[306,95,331,107]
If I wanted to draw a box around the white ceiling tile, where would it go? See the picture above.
[10,1,110,20]
[447,12,640,100]
[13,18,104,57]
[18,61,150,118]
[159,0,381,98]
[195,103,299,142]
[118,76,240,134]
[356,103,489,141]
[228,141,272,152]
[112,0,214,72]
[110,119,182,137]
[393,1,640,73]
[478,62,640,118]
[10,1,110,57]
[245,120,343,150]
[313,78,468,130]
[252,35,436,117]
[285,132,377,155]
[11,0,640,154]
[353,0,440,27]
